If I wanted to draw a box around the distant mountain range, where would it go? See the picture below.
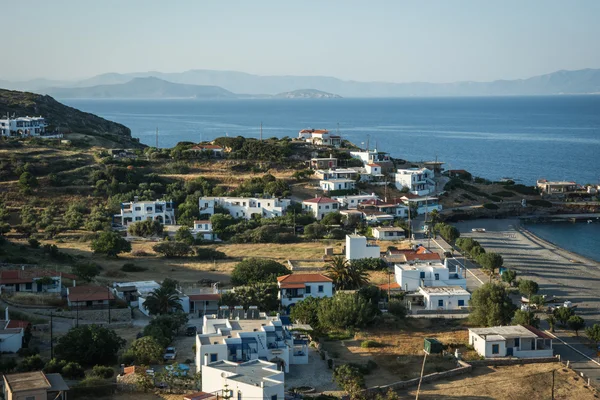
[2,68,600,98]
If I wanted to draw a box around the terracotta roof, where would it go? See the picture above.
[6,320,30,329]
[194,220,211,224]
[68,285,114,302]
[378,282,401,290]
[200,144,222,150]
[302,196,337,204]
[404,253,441,262]
[367,163,381,167]
[0,270,77,285]
[188,294,220,301]
[277,274,333,284]
[279,283,306,289]
[300,129,329,134]
[415,246,430,254]
[185,392,218,400]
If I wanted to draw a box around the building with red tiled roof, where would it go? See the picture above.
[67,285,114,308]
[277,274,334,308]
[298,128,341,147]
[0,269,76,294]
[190,144,224,157]
[302,196,339,220]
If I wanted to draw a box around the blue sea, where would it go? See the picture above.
[526,222,600,262]
[62,96,600,185]
[63,95,600,261]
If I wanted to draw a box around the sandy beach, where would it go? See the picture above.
[454,218,600,325]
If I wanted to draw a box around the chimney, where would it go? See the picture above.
[21,265,25,271]
[5,306,8,321]
[73,280,76,287]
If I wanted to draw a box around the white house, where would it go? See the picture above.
[193,220,216,241]
[418,286,471,311]
[395,168,436,195]
[365,163,382,175]
[468,325,553,359]
[0,116,48,137]
[202,360,284,400]
[397,195,442,216]
[349,149,391,165]
[394,258,467,292]
[112,280,161,307]
[114,199,175,226]
[372,226,405,241]
[320,178,356,192]
[302,197,339,220]
[358,199,408,219]
[298,128,341,147]
[199,197,292,220]
[190,144,224,157]
[345,234,380,260]
[309,156,338,170]
[314,168,358,180]
[0,308,27,353]
[196,314,309,374]
[0,269,72,293]
[277,274,334,308]
[332,193,379,209]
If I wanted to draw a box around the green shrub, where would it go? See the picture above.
[509,184,538,195]
[92,365,115,379]
[121,263,147,272]
[387,300,407,318]
[196,247,227,260]
[360,340,382,348]
[44,358,67,373]
[28,238,40,248]
[71,377,114,397]
[62,362,85,379]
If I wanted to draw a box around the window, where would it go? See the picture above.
[271,396,277,400]
[135,207,141,211]
[135,217,141,221]
[210,353,218,362]
[146,207,153,211]
[325,205,330,209]
[514,338,520,348]
[438,299,444,307]
[492,344,499,354]
[434,273,439,280]
[419,272,425,279]
[318,285,324,293]
[25,283,32,290]
[238,392,242,400]
[305,285,311,294]
[458,300,465,307]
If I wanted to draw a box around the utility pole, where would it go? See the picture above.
[551,369,555,400]
[415,351,428,400]
[76,302,79,327]
[108,285,111,324]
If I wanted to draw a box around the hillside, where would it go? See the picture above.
[46,77,237,99]
[0,89,137,146]
[273,89,341,99]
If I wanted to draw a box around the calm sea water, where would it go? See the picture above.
[526,222,600,262]
[63,96,600,185]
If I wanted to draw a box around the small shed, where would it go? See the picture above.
[424,338,443,354]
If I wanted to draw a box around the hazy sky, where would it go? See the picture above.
[4,0,600,83]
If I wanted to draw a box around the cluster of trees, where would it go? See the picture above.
[91,231,132,257]
[128,219,163,237]
[230,258,290,286]
[55,324,126,366]
[213,136,294,162]
[456,237,504,280]
[433,222,460,243]
[220,283,280,312]
[229,174,290,198]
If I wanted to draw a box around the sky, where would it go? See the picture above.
[3,0,600,83]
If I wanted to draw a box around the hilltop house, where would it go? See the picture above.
[302,196,339,220]
[0,116,48,137]
[0,269,76,294]
[345,234,380,260]
[114,199,176,226]
[195,314,309,374]
[536,179,578,195]
[393,256,467,291]
[320,178,356,193]
[190,144,224,157]
[309,156,338,169]
[468,325,553,359]
[298,128,341,147]
[3,371,69,400]
[395,168,436,195]
[199,197,292,220]
[202,360,284,400]
[372,226,405,241]
[277,274,334,308]
[418,286,471,311]
[358,198,409,219]
[314,168,358,180]
[349,149,391,165]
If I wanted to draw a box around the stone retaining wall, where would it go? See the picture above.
[32,307,132,322]
[467,356,559,367]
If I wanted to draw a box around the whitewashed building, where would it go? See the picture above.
[332,193,378,209]
[193,220,216,241]
[309,156,338,170]
[139,287,190,316]
[112,280,160,307]
[349,149,391,165]
[0,308,26,353]
[202,360,284,400]
[418,286,471,310]
[114,199,175,226]
[397,195,442,216]
[199,197,291,220]
[394,257,467,292]
[372,226,405,241]
[298,128,341,147]
[195,314,309,374]
[314,168,358,180]
[0,116,48,137]
[0,269,71,294]
[320,178,356,192]
[469,325,553,359]
[302,196,339,220]
[277,274,334,308]
[395,168,436,195]
[345,234,380,260]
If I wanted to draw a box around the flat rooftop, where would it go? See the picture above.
[419,286,469,295]
[207,360,283,387]
[469,325,540,339]
[395,262,446,270]
[373,226,405,232]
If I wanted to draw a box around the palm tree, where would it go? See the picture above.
[325,256,369,290]
[143,286,183,315]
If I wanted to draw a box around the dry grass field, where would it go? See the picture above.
[405,362,599,400]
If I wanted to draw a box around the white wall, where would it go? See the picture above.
[394,264,467,291]
[202,362,284,400]
[195,336,229,373]
[0,331,23,353]
[422,293,471,310]
[303,202,338,220]
[373,229,404,240]
[279,282,333,307]
[346,235,380,260]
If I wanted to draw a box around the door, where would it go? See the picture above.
[37,283,42,292]
[506,347,513,356]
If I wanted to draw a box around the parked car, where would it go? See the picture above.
[163,347,177,361]
[186,325,197,336]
